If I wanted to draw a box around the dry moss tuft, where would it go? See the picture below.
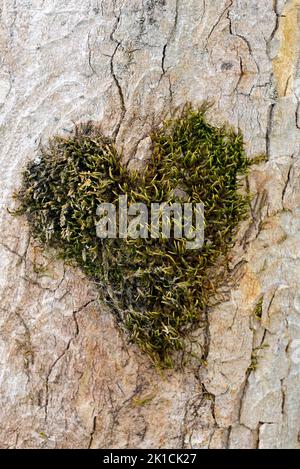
[15,108,254,366]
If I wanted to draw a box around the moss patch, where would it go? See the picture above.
[15,107,254,367]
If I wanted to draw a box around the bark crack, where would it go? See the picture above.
[295,94,300,130]
[266,102,275,159]
[264,0,283,159]
[109,12,126,139]
[43,300,96,422]
[233,57,244,94]
[206,0,233,48]
[161,43,167,77]
[87,31,98,76]
[267,0,281,57]
[158,0,179,82]
[281,162,293,208]
[227,3,260,82]
[88,416,97,449]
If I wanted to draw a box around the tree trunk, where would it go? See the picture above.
[0,0,300,449]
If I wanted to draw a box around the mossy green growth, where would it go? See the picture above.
[15,108,254,367]
[254,297,263,320]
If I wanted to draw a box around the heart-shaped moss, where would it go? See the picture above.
[15,107,254,367]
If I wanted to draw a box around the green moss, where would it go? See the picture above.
[132,393,156,406]
[248,344,269,372]
[254,297,263,320]
[15,107,255,367]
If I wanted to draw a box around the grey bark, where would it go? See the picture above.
[0,0,300,449]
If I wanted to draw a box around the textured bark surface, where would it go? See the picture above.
[0,0,300,449]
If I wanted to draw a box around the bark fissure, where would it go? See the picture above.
[87,31,98,76]
[109,12,126,138]
[44,300,96,422]
[206,0,233,47]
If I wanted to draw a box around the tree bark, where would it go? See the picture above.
[0,0,300,449]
